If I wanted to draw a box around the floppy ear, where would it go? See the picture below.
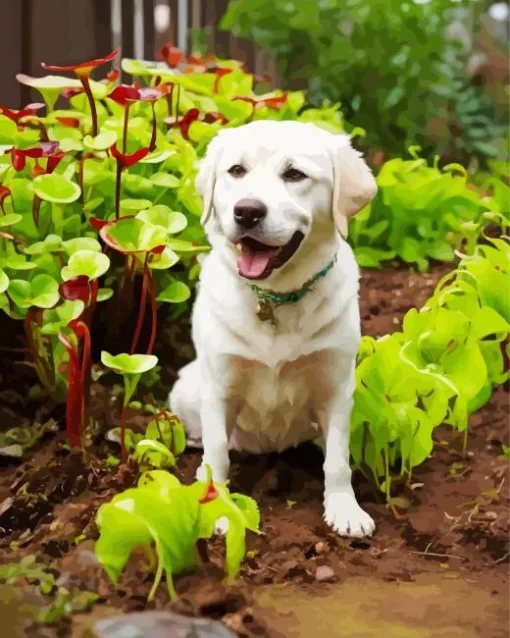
[328,135,377,238]
[195,131,226,226]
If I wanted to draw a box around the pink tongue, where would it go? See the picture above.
[238,245,279,278]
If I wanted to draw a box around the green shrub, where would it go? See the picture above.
[351,234,509,499]
[220,0,507,165]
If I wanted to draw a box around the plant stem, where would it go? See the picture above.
[120,405,127,462]
[52,203,64,237]
[77,321,92,432]
[130,254,149,354]
[115,161,122,219]
[32,196,42,229]
[149,103,157,152]
[147,263,157,355]
[58,331,83,448]
[80,76,98,137]
[122,104,131,155]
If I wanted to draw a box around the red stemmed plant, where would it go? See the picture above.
[108,85,162,154]
[110,144,151,219]
[58,318,91,449]
[100,216,167,356]
[42,48,119,137]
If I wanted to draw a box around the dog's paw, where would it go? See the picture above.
[324,491,375,538]
[196,463,228,485]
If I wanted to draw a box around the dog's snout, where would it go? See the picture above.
[233,199,267,230]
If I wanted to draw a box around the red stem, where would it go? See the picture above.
[32,195,42,228]
[175,84,181,124]
[122,104,131,155]
[58,332,83,448]
[130,254,149,354]
[146,262,157,355]
[149,103,157,152]
[80,76,98,137]
[77,321,91,432]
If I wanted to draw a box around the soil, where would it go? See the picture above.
[0,263,508,638]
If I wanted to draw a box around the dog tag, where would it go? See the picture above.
[256,299,278,326]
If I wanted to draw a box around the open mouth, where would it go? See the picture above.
[236,231,305,280]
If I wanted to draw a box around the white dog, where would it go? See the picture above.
[169,120,377,537]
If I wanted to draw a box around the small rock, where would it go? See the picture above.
[93,611,237,638]
[315,565,336,582]
[314,542,328,555]
[483,511,498,521]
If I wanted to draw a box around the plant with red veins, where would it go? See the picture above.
[59,275,98,306]
[108,85,162,153]
[168,109,228,140]
[203,112,228,125]
[198,465,220,504]
[0,185,15,214]
[154,78,178,121]
[106,68,120,83]
[6,141,60,172]
[58,318,91,449]
[187,53,216,67]
[233,91,289,117]
[100,217,167,355]
[179,108,200,140]
[212,68,233,93]
[42,48,119,137]
[158,44,183,68]
[55,116,81,128]
[0,103,45,126]
[110,144,151,219]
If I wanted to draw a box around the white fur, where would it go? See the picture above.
[170,121,377,537]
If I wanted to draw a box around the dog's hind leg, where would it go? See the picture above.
[169,360,203,448]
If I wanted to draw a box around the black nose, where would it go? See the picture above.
[233,199,267,230]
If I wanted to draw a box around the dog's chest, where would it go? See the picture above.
[226,349,331,453]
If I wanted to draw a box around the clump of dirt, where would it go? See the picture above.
[0,264,508,638]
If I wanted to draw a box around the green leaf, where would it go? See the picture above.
[133,439,176,469]
[149,173,180,189]
[101,351,159,375]
[101,217,168,254]
[0,214,22,228]
[0,269,8,294]
[61,250,110,281]
[156,280,191,303]
[136,205,187,235]
[119,199,153,214]
[83,130,117,151]
[33,173,81,204]
[41,299,85,334]
[63,237,102,255]
[10,274,59,309]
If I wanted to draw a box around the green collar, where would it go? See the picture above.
[250,253,338,308]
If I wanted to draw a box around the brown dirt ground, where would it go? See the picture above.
[0,263,508,638]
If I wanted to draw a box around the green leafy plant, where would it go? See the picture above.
[351,234,509,498]
[220,0,507,165]
[101,352,158,461]
[95,466,260,599]
[349,150,507,270]
[107,408,187,469]
[0,45,351,457]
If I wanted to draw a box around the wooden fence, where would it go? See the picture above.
[1,0,277,108]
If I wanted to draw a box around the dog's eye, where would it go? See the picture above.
[282,167,308,182]
[228,164,247,178]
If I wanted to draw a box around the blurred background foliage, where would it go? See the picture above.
[219,0,509,168]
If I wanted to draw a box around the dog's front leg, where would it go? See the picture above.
[322,361,375,538]
[196,370,231,484]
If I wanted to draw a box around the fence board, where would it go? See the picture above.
[0,0,25,107]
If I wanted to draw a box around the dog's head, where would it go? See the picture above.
[196,120,377,281]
